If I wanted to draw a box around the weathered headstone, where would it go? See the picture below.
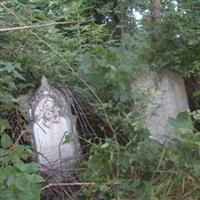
[133,70,189,143]
[22,77,80,177]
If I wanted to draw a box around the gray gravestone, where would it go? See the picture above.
[133,70,189,143]
[22,77,80,177]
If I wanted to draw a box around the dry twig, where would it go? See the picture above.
[2,130,25,158]
[42,182,94,190]
[0,19,93,32]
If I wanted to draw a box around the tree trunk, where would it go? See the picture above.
[150,0,161,49]
[150,0,161,23]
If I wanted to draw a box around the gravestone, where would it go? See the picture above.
[22,77,80,177]
[133,70,189,143]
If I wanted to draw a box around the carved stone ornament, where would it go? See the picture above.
[22,77,80,176]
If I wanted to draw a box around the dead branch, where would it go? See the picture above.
[0,19,93,32]
[42,182,94,190]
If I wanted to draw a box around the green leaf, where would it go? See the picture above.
[0,118,11,134]
[168,111,192,129]
[63,134,75,144]
[25,163,39,173]
[15,176,28,191]
[7,175,16,187]
[101,142,109,149]
[3,166,15,178]
[15,162,39,173]
[177,111,190,121]
[26,174,44,183]
[13,71,25,81]
[0,189,14,200]
[193,161,200,175]
[1,134,12,148]
[17,191,33,200]
[192,91,200,97]
[99,184,109,193]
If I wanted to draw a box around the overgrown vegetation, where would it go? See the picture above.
[1,0,200,199]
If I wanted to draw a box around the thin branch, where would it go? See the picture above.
[2,130,25,157]
[0,19,94,32]
[42,182,94,190]
[152,147,166,179]
[42,179,121,190]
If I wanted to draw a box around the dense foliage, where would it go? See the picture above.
[1,0,200,199]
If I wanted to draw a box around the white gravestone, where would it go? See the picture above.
[133,70,189,143]
[22,77,80,175]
